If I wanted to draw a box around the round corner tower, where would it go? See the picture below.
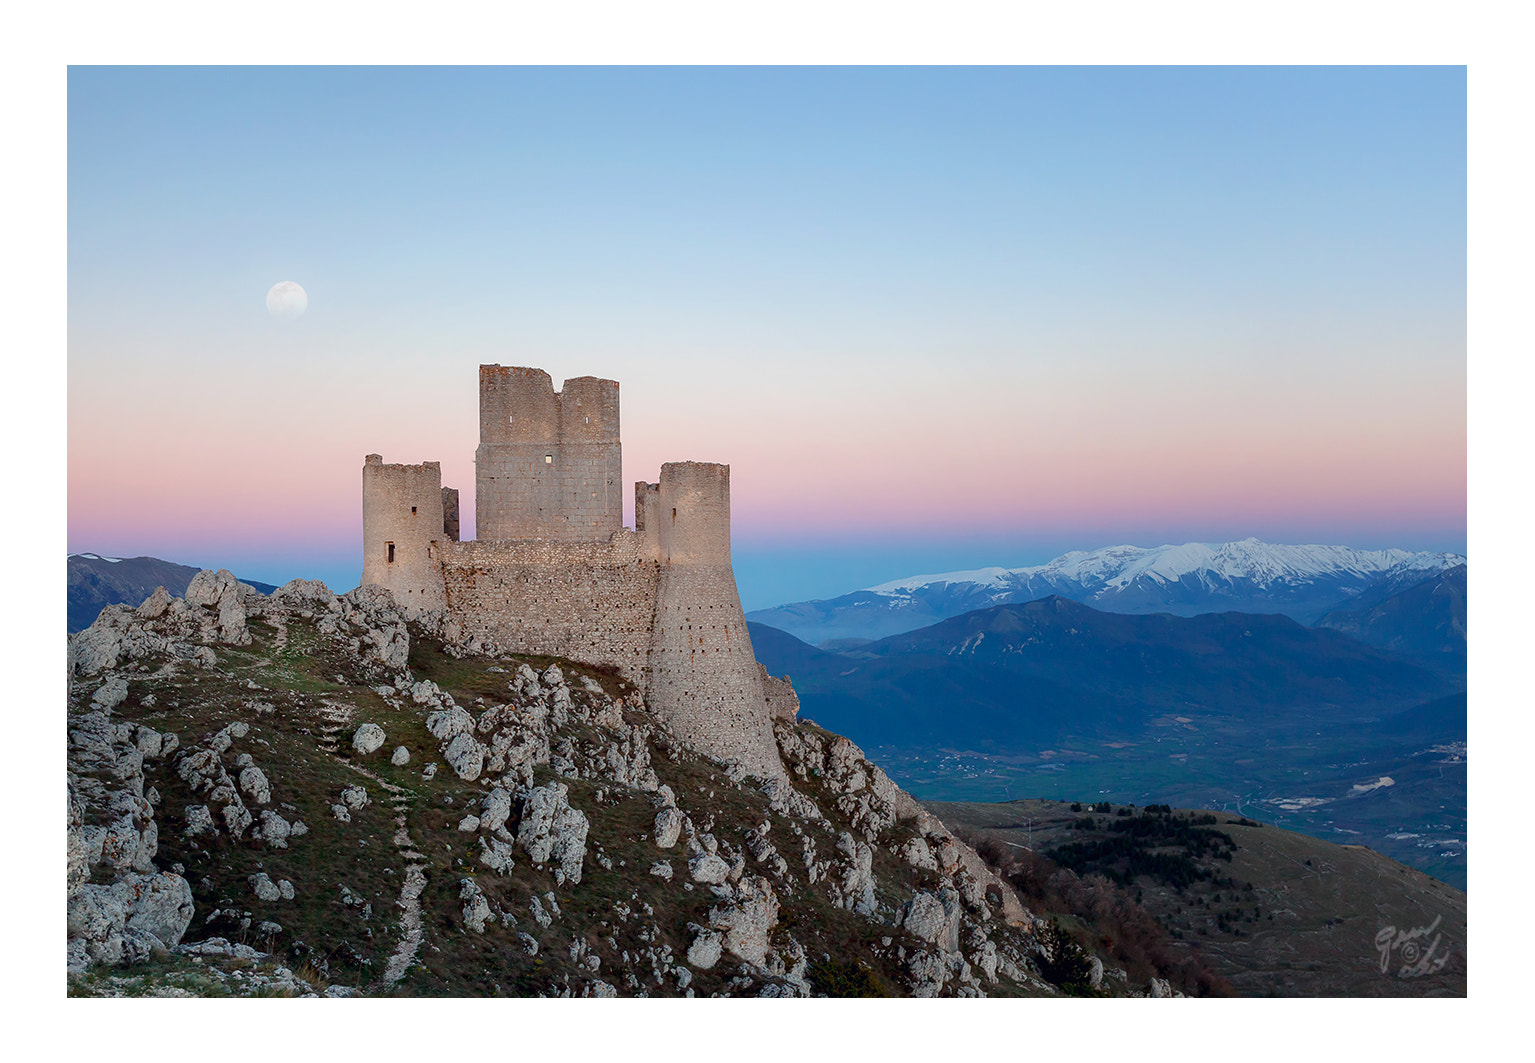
[644,461,785,781]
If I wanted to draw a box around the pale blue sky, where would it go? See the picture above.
[68,66,1466,607]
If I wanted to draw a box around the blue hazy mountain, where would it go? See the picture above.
[746,539,1466,646]
[748,595,1455,752]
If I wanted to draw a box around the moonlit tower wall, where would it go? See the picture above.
[361,454,450,612]
[640,462,783,782]
[475,366,622,542]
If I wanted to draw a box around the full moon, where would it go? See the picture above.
[266,281,308,318]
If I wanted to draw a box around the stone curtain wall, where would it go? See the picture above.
[438,534,660,683]
[361,455,449,612]
[475,366,622,542]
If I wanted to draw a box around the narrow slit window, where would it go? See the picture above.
[411,506,417,515]
[386,542,395,563]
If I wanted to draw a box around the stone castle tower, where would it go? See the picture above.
[361,366,786,781]
[475,367,622,542]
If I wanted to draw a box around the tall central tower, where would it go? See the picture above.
[475,365,622,542]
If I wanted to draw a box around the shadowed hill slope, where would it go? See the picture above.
[932,798,1465,997]
[1315,564,1466,673]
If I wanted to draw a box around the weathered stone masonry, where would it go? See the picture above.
[362,366,786,781]
[475,366,622,543]
[361,456,449,612]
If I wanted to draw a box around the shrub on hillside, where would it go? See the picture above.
[807,958,884,997]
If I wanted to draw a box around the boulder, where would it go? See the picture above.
[249,872,282,902]
[68,872,194,968]
[272,578,339,611]
[238,765,271,805]
[688,852,731,885]
[135,586,174,619]
[185,569,251,644]
[899,888,964,955]
[133,726,164,758]
[352,723,386,755]
[257,810,292,848]
[443,733,486,782]
[391,746,411,766]
[92,677,129,712]
[427,707,477,742]
[653,807,684,849]
[706,875,780,967]
[479,836,516,874]
[900,835,938,871]
[479,788,513,834]
[221,802,253,839]
[460,879,491,933]
[686,929,723,970]
[183,805,216,838]
[835,832,877,916]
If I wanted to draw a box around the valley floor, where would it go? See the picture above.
[872,725,1467,892]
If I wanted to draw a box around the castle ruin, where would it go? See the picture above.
[361,366,788,781]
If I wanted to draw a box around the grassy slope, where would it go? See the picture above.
[70,613,1056,998]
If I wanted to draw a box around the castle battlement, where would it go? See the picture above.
[362,367,785,781]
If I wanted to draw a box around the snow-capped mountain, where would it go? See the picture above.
[745,539,1466,646]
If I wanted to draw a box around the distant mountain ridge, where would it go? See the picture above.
[747,595,1465,888]
[67,554,280,632]
[1316,564,1466,670]
[747,594,1454,753]
[746,538,1465,645]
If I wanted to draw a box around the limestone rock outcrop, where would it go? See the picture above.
[515,783,589,886]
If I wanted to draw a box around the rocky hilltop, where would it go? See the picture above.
[67,553,278,633]
[67,570,1197,998]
